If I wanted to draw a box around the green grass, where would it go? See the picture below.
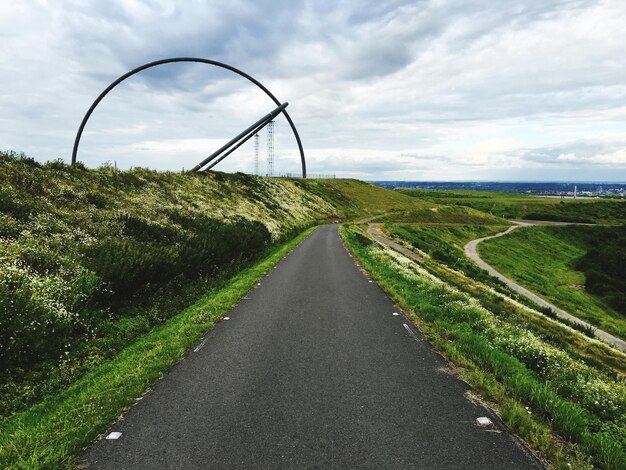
[3,151,624,468]
[479,225,626,340]
[381,224,626,378]
[0,227,315,469]
[385,223,510,290]
[399,189,626,224]
[341,224,626,469]
[388,223,507,250]
[0,155,328,418]
[297,178,429,218]
[377,204,508,225]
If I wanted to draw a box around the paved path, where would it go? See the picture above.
[81,225,540,469]
[464,222,626,352]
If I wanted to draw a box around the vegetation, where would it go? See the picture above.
[399,189,626,224]
[381,224,626,376]
[0,154,312,419]
[297,178,428,218]
[575,228,626,315]
[342,224,626,469]
[377,204,507,225]
[479,225,626,340]
[385,223,508,286]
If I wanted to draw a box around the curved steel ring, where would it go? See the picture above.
[71,57,306,177]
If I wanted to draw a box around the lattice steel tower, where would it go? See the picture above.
[254,133,260,176]
[266,121,274,176]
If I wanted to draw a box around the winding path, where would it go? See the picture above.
[464,221,626,352]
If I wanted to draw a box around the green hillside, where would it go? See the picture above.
[479,225,626,339]
[299,178,430,217]
[400,189,626,224]
[377,205,507,225]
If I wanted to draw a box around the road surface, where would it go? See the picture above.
[464,222,626,351]
[81,225,540,469]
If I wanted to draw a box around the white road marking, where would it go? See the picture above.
[224,317,230,320]
[392,312,399,316]
[106,432,122,440]
[193,339,208,353]
[403,323,420,341]
[476,417,492,426]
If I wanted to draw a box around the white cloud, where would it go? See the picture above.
[1,0,625,180]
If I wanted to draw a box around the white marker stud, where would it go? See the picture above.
[476,417,492,427]
[392,312,399,316]
[224,317,230,320]
[106,432,122,440]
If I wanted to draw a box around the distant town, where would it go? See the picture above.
[370,181,626,198]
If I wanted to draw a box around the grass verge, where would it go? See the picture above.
[0,226,315,469]
[341,224,626,470]
[381,225,626,377]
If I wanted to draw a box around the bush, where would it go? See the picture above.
[0,261,102,370]
[83,215,270,303]
[575,226,626,315]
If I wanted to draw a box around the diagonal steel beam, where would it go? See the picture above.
[205,115,274,171]
[191,102,288,172]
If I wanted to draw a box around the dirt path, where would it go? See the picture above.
[464,222,626,352]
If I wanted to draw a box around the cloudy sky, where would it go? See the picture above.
[1,0,625,181]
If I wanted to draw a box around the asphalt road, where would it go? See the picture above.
[464,222,626,351]
[81,225,541,469]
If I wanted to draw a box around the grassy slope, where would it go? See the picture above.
[381,224,626,377]
[365,197,626,467]
[389,224,507,249]
[342,225,626,469]
[378,205,508,225]
[1,158,338,419]
[400,189,626,224]
[384,224,510,290]
[479,226,626,340]
[299,178,426,218]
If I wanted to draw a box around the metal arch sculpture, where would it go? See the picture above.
[71,57,306,177]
